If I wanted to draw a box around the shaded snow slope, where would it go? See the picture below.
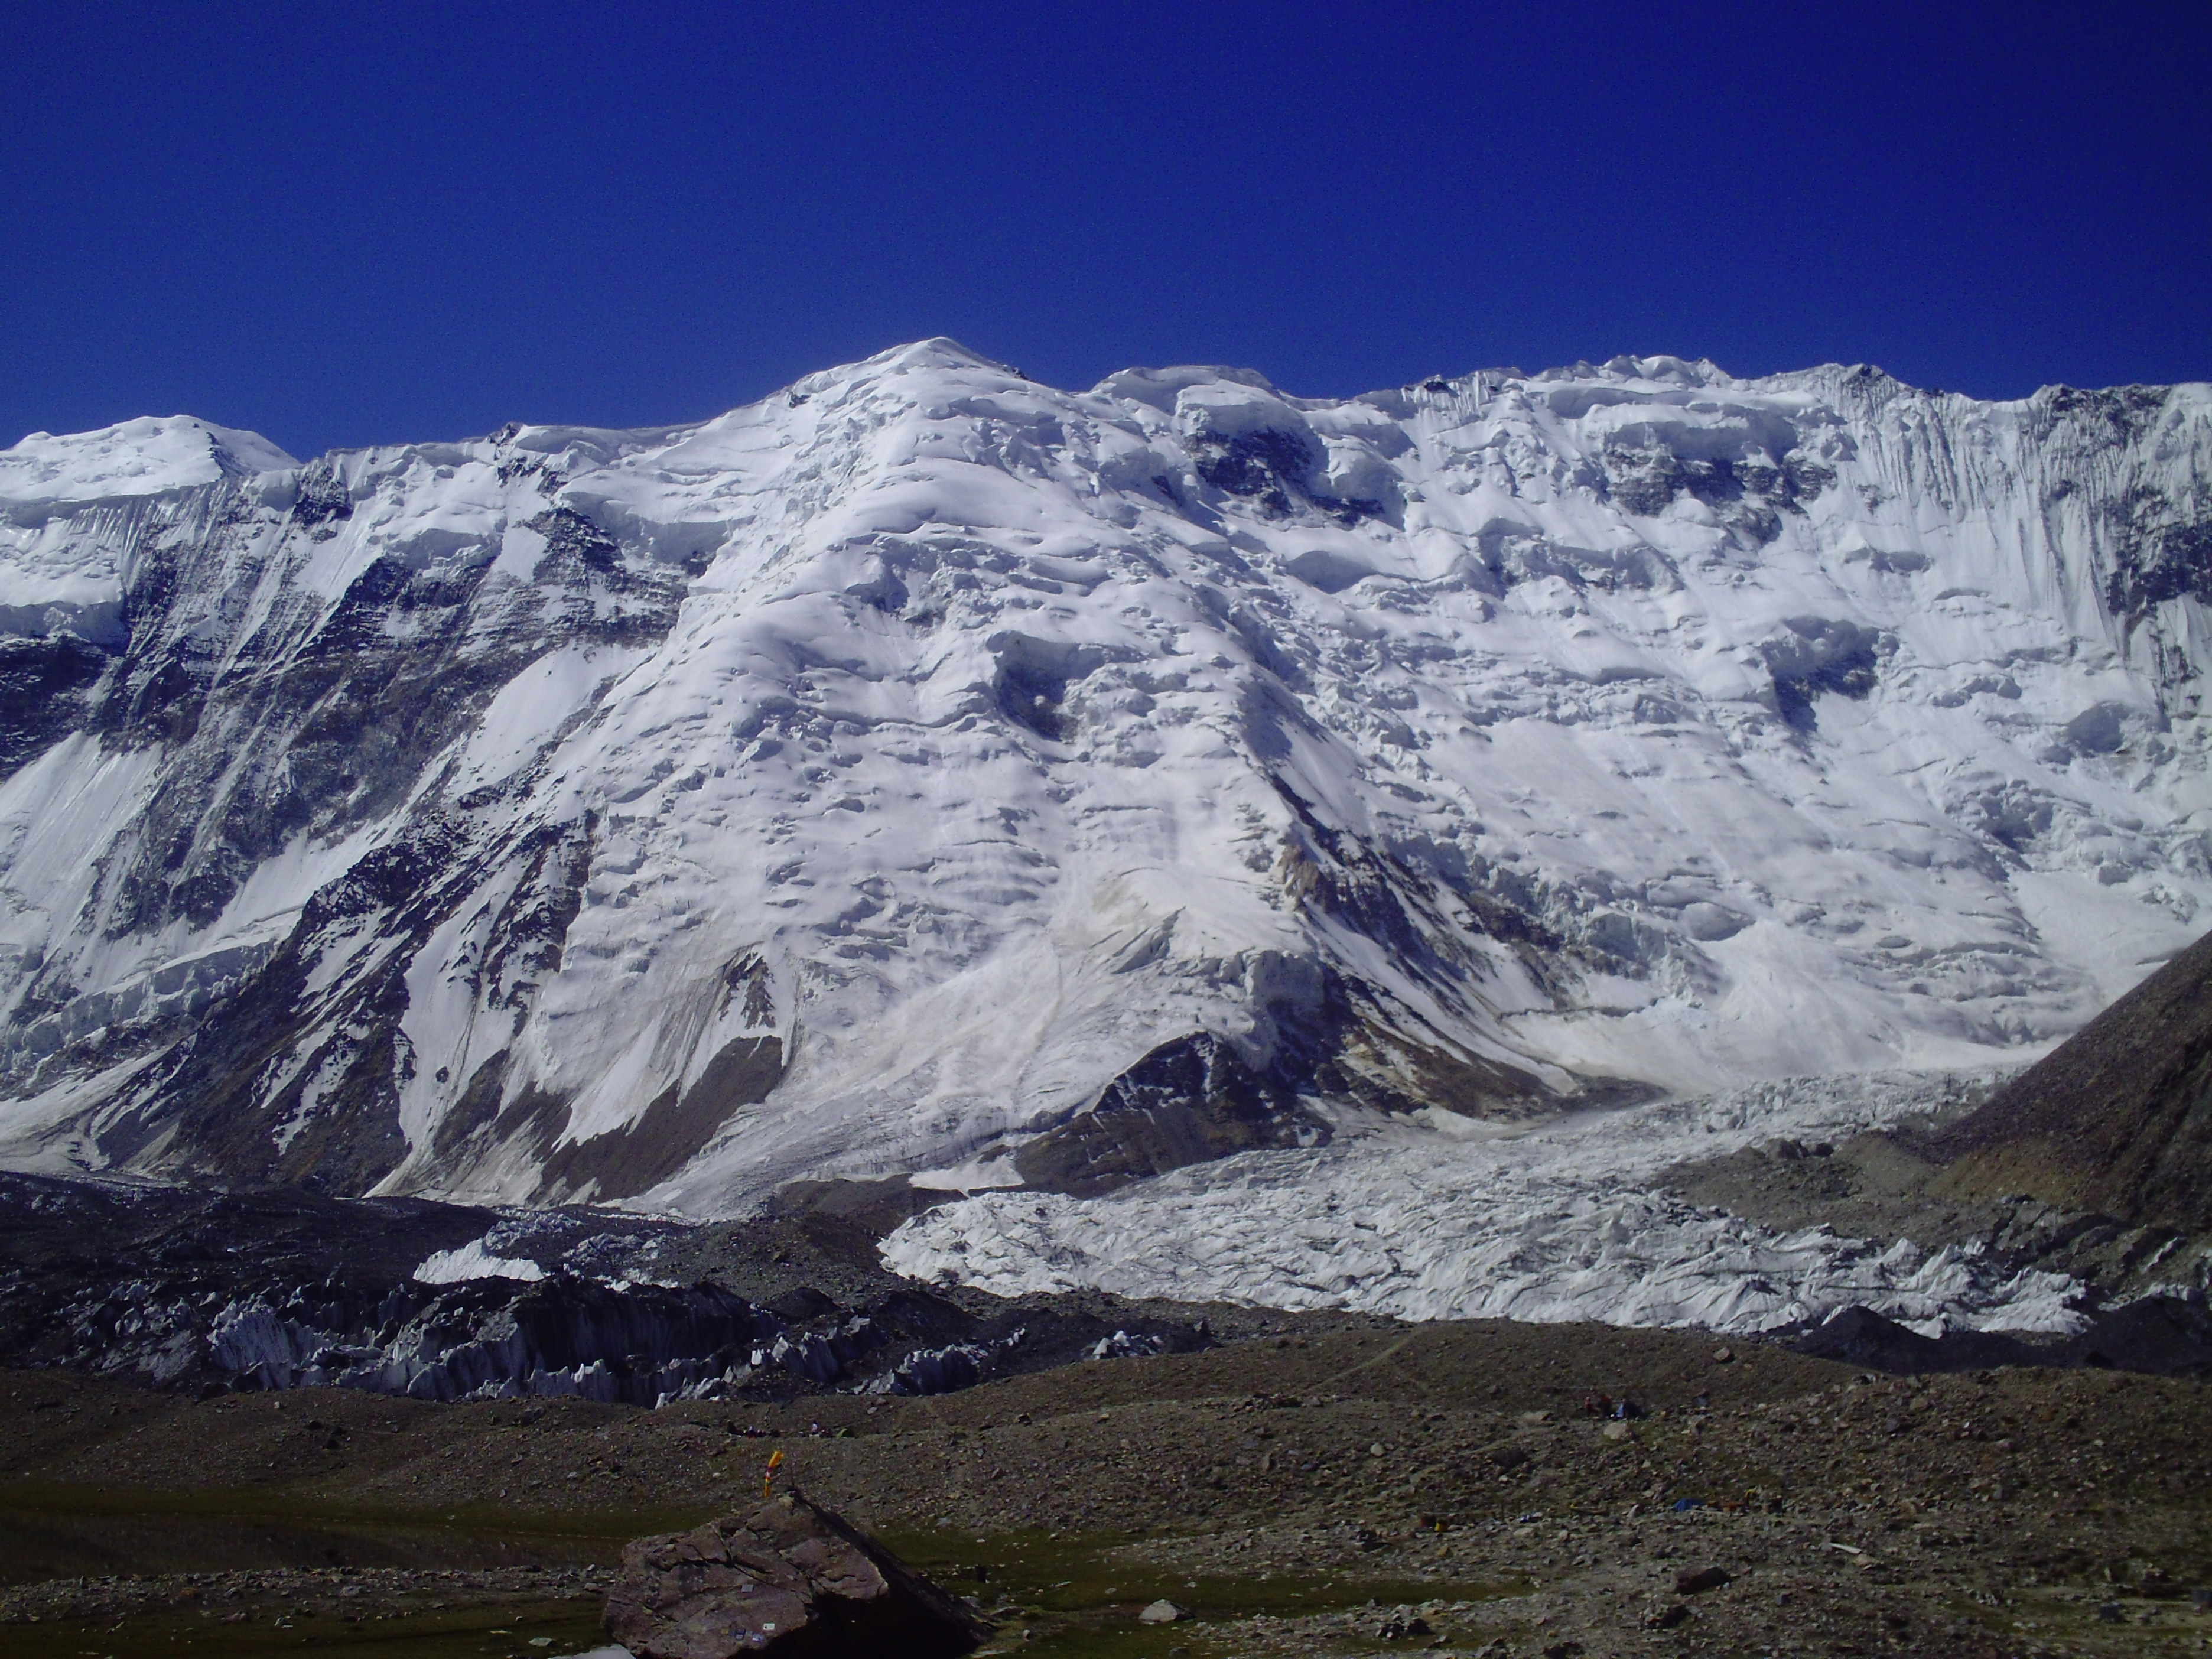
[0,342,2207,1215]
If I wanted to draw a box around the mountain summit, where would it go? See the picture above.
[1,343,2207,1212]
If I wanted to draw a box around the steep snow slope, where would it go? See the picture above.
[0,343,2207,1215]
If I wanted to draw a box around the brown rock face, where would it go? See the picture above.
[603,1492,988,1658]
[1934,926,2212,1231]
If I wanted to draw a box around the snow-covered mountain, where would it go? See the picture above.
[1,342,2207,1215]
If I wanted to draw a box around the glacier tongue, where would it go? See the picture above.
[880,1072,2087,1336]
[0,341,2207,1214]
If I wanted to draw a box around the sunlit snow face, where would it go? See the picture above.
[0,342,2206,1222]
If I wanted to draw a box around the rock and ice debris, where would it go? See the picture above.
[882,1072,2087,1337]
[0,343,2207,1219]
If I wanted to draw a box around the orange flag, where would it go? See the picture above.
[763,1448,785,1499]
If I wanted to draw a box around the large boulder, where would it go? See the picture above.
[604,1492,990,1658]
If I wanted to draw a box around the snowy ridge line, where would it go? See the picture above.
[881,1071,2084,1338]
[0,342,2207,1212]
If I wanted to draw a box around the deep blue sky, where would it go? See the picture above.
[4,2,2207,458]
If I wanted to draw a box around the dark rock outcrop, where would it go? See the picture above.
[1013,1032,1326,1197]
[604,1493,990,1658]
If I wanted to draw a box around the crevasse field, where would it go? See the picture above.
[883,1071,2083,1337]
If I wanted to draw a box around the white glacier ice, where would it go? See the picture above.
[881,1072,2085,1336]
[412,1236,549,1284]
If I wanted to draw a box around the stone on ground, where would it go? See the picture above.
[603,1491,990,1658]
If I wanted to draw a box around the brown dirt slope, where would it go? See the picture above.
[1937,926,2212,1229]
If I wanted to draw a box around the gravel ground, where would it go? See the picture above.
[2,1317,2208,1657]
